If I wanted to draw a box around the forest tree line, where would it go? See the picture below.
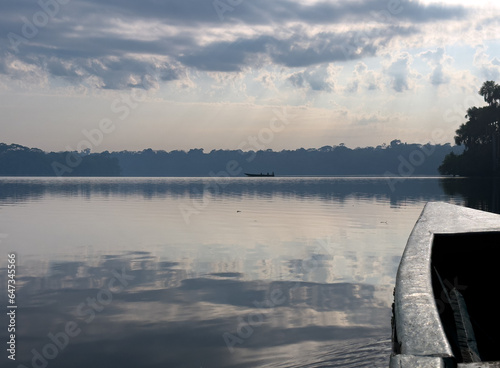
[3,81,500,178]
[0,144,121,176]
[0,141,461,177]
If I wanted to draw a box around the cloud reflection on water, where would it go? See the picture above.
[3,253,391,367]
[0,177,471,367]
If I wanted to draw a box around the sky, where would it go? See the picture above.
[1,0,500,153]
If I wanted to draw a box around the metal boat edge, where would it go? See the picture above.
[390,202,500,368]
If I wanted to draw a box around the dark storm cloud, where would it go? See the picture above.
[0,0,467,88]
[48,0,466,26]
[180,24,419,71]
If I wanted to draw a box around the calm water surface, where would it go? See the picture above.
[0,177,496,368]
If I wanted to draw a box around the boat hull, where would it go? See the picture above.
[391,202,500,367]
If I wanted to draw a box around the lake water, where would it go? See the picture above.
[0,177,498,368]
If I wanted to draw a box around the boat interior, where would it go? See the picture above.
[431,232,500,365]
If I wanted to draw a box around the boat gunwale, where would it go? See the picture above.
[391,202,500,367]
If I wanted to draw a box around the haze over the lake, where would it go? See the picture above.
[1,0,500,152]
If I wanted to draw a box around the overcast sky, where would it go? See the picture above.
[1,0,500,152]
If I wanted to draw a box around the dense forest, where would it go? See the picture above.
[0,141,461,177]
[439,80,500,176]
[0,143,121,176]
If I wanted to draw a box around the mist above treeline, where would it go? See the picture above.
[0,140,462,177]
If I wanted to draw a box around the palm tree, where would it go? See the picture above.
[479,80,499,107]
[479,81,500,170]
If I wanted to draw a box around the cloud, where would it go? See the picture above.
[0,0,477,90]
[0,53,48,87]
[23,0,465,27]
[350,111,397,127]
[254,70,277,91]
[177,23,421,74]
[287,64,340,92]
[385,52,418,92]
[419,47,453,86]
[0,51,188,90]
[473,45,500,81]
[429,64,447,85]
[346,62,382,93]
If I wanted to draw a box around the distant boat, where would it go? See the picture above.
[244,172,275,177]
[391,202,500,367]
